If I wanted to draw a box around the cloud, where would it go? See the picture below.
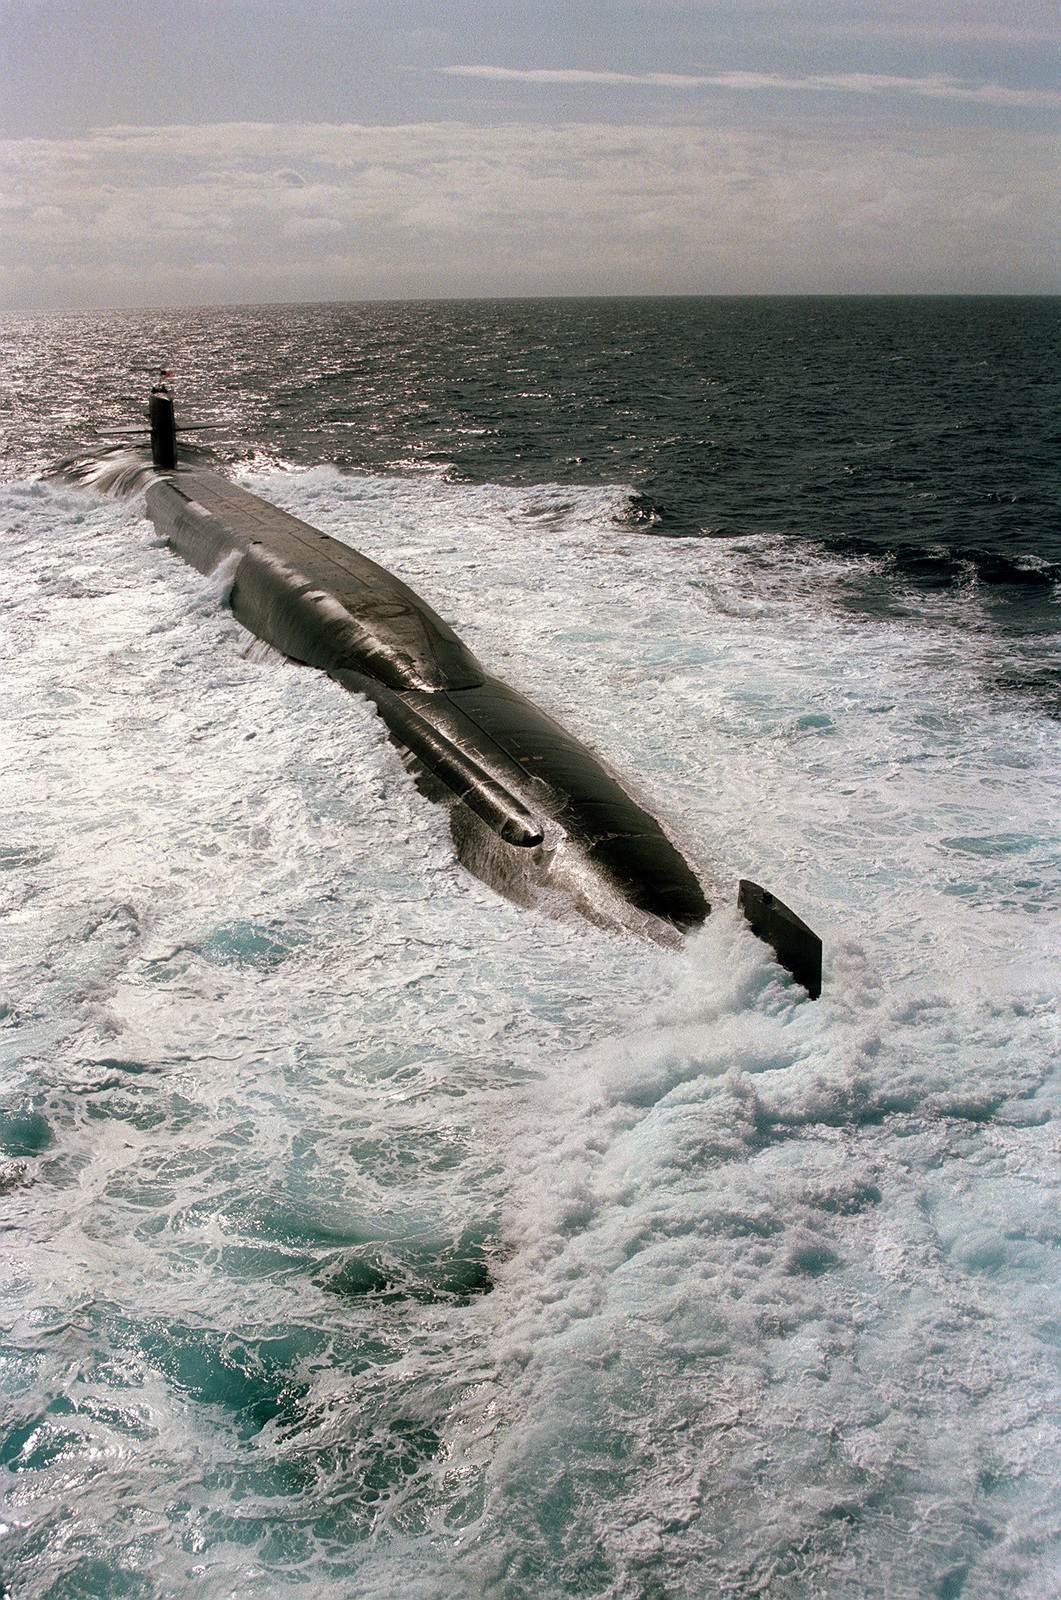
[1,117,1057,308]
[440,66,1061,111]
[803,0,1061,47]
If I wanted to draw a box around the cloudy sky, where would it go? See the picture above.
[1,0,1058,308]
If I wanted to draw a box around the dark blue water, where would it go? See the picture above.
[8,295,1060,573]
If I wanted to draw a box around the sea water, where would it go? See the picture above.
[0,300,1059,1598]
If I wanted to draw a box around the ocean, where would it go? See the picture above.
[1,297,1059,1599]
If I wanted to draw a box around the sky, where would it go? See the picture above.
[1,0,1058,308]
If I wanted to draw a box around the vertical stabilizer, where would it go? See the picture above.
[738,880,822,998]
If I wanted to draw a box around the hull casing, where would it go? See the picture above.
[145,469,711,941]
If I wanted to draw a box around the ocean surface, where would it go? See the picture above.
[1,297,1059,1599]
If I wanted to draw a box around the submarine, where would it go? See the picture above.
[138,385,822,996]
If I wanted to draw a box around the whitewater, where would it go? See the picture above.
[1,306,1059,1597]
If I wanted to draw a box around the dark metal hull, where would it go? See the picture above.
[143,464,822,992]
[145,468,712,943]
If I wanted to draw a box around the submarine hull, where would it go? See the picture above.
[142,462,823,992]
[145,469,711,941]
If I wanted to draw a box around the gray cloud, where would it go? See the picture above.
[2,116,1056,308]
[2,0,1056,306]
[441,66,1061,110]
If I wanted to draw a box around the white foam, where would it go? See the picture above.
[1,470,1058,1597]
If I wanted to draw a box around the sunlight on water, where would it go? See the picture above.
[1,467,1059,1598]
